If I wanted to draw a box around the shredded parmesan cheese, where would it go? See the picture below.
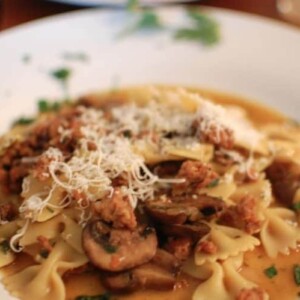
[12,88,265,249]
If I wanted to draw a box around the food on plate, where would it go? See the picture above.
[0,86,300,300]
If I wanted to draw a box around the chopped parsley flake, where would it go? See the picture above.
[133,10,162,30]
[120,10,163,37]
[294,265,300,285]
[51,68,71,82]
[207,178,220,188]
[13,117,35,126]
[50,67,72,99]
[123,130,132,138]
[102,243,118,254]
[39,249,49,259]
[120,8,220,48]
[264,265,278,279]
[38,99,61,113]
[174,9,220,46]
[292,202,300,212]
[75,292,111,300]
[0,240,10,254]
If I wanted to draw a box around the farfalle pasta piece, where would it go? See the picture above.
[19,213,84,256]
[183,255,269,300]
[164,143,214,163]
[197,181,236,204]
[60,214,85,254]
[195,224,260,265]
[192,261,232,300]
[260,207,300,257]
[2,239,88,300]
[19,215,62,248]
[21,176,67,222]
[231,179,273,209]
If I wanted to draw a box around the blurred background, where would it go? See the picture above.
[0,0,299,31]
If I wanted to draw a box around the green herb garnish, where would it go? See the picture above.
[123,130,132,138]
[51,68,71,82]
[50,67,72,99]
[102,243,118,254]
[13,117,35,126]
[0,240,10,254]
[294,265,300,285]
[75,292,111,300]
[38,99,61,113]
[292,202,300,212]
[38,99,50,112]
[120,10,163,37]
[174,9,220,46]
[207,178,220,188]
[39,249,49,259]
[264,265,278,279]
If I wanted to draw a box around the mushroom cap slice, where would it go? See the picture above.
[145,195,225,225]
[160,222,210,242]
[82,221,157,272]
[266,159,300,206]
[103,263,176,292]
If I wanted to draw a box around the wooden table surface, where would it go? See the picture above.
[0,0,288,31]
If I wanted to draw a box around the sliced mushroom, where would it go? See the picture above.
[82,221,157,272]
[145,202,199,225]
[103,263,176,292]
[145,195,225,225]
[266,160,300,206]
[173,194,226,217]
[152,248,181,274]
[160,222,210,242]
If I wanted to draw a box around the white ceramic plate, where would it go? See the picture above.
[0,6,300,298]
[47,0,196,7]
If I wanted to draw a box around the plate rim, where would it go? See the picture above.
[1,5,300,40]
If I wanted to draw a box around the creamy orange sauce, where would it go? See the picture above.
[241,246,300,300]
[64,272,200,300]
[0,87,295,300]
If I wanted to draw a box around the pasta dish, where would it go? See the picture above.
[0,86,300,300]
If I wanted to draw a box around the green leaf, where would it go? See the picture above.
[264,265,278,279]
[75,292,111,300]
[294,265,300,285]
[123,130,132,138]
[136,11,162,30]
[38,99,61,113]
[51,68,72,82]
[292,202,300,212]
[0,240,10,254]
[13,117,35,126]
[207,178,220,188]
[174,9,220,46]
[102,243,118,254]
[38,99,50,112]
[119,10,163,37]
[39,249,50,259]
